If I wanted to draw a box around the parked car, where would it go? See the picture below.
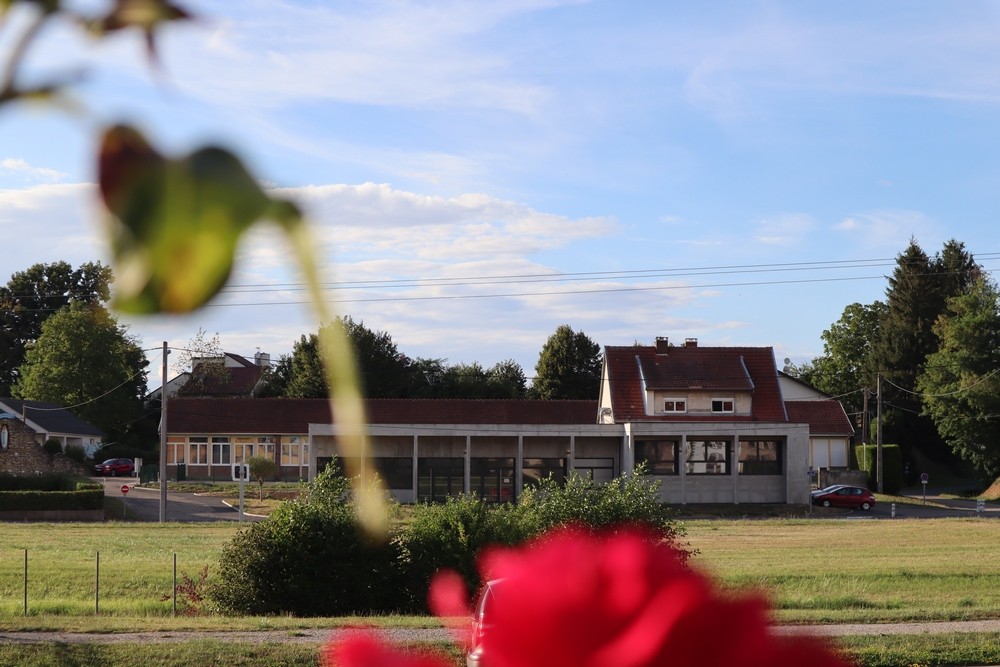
[810,484,876,511]
[94,458,134,476]
[467,579,504,667]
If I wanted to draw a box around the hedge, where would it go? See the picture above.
[855,443,903,494]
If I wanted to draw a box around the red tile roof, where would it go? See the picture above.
[604,344,787,422]
[168,398,599,434]
[785,400,855,436]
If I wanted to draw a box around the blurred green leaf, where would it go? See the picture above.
[89,0,192,62]
[98,124,302,314]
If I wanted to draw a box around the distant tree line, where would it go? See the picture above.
[794,238,1000,481]
[257,319,602,401]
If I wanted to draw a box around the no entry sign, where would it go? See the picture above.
[120,484,129,495]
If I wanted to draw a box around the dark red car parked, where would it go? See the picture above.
[93,458,134,477]
[810,484,876,511]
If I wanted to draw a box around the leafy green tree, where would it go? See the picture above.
[437,359,528,399]
[0,261,112,395]
[13,302,147,448]
[918,277,1000,480]
[487,359,528,398]
[247,455,279,500]
[800,301,886,422]
[529,325,602,399]
[874,239,981,461]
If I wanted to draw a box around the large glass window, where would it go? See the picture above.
[188,436,208,465]
[573,457,614,483]
[166,437,185,464]
[661,399,686,413]
[739,439,782,475]
[331,457,414,489]
[635,440,679,475]
[234,436,255,462]
[685,440,729,474]
[418,457,464,502]
[211,436,231,465]
[522,458,566,488]
[280,438,302,466]
[257,436,276,459]
[471,457,515,503]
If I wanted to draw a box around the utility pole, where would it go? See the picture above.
[876,373,883,493]
[159,341,169,523]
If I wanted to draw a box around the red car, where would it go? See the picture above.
[93,458,134,477]
[811,484,876,511]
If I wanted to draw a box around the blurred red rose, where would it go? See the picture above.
[431,526,851,667]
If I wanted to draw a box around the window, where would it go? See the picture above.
[211,437,231,465]
[333,457,414,490]
[635,440,679,475]
[711,398,734,413]
[166,437,185,464]
[471,457,515,503]
[188,437,208,465]
[522,458,566,488]
[257,436,275,459]
[662,399,686,413]
[418,457,464,502]
[685,440,729,474]
[573,457,614,483]
[234,436,255,462]
[739,439,782,475]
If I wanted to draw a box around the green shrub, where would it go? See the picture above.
[519,464,685,548]
[43,438,62,457]
[0,488,103,511]
[64,444,86,463]
[208,500,401,616]
[398,495,529,611]
[856,444,904,494]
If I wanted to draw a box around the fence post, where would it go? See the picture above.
[172,553,177,616]
[22,549,27,616]
[95,551,100,615]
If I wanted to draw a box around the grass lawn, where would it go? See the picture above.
[1,518,999,666]
[684,517,1000,623]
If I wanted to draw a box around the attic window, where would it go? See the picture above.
[662,399,686,413]
[711,398,734,413]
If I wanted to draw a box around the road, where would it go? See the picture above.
[95,476,262,523]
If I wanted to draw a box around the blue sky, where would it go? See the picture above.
[3,0,1000,382]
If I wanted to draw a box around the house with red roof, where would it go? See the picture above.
[164,337,853,506]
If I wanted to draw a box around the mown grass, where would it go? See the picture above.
[685,517,1000,623]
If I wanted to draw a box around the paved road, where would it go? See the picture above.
[95,476,261,523]
[816,486,1000,520]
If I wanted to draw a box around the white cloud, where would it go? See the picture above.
[754,213,816,247]
[1,158,66,182]
[0,183,104,268]
[834,209,937,251]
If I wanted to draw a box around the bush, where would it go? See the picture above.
[519,465,686,550]
[0,488,103,511]
[64,444,86,463]
[397,495,529,611]
[43,438,62,457]
[856,444,904,494]
[209,500,401,616]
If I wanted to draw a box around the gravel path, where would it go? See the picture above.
[2,620,1000,645]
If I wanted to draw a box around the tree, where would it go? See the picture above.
[247,455,279,500]
[341,316,413,398]
[173,328,229,395]
[918,277,1000,480]
[486,359,528,398]
[0,261,112,395]
[800,301,886,424]
[13,302,148,449]
[529,325,602,399]
[874,239,981,461]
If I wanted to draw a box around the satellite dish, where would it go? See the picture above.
[782,358,793,373]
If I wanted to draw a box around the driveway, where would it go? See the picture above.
[94,476,261,523]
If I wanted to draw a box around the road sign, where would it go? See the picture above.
[232,463,250,481]
[120,484,129,495]
[920,472,929,483]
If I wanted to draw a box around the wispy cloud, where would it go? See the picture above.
[834,209,938,250]
[1,158,66,182]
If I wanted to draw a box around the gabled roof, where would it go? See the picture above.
[603,344,787,422]
[785,400,855,436]
[177,358,266,398]
[168,398,599,434]
[0,398,104,437]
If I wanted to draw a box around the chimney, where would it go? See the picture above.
[655,337,670,354]
[685,338,698,348]
[254,351,271,367]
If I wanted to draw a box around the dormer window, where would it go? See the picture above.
[662,399,686,413]
[711,398,734,413]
